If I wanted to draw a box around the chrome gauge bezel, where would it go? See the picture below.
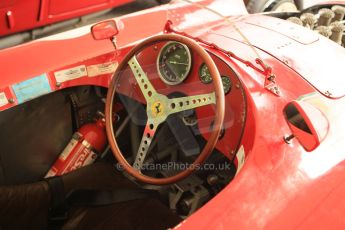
[156,41,192,85]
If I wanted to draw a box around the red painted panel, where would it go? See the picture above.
[48,0,111,16]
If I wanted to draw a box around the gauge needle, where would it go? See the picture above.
[165,61,178,79]
[169,61,188,66]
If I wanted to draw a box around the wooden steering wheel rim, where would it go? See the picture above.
[105,34,225,185]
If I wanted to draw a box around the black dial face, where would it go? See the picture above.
[199,63,212,84]
[199,63,232,94]
[221,76,232,94]
[157,42,192,85]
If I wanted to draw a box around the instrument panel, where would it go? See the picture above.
[157,44,232,95]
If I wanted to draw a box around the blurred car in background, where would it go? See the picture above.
[1,0,344,49]
[0,0,169,49]
[0,0,134,36]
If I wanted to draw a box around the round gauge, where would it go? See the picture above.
[221,76,232,94]
[199,63,212,84]
[157,42,192,85]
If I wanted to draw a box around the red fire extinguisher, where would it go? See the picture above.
[45,118,107,178]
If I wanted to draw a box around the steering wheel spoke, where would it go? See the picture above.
[133,119,160,170]
[128,56,157,102]
[167,92,216,115]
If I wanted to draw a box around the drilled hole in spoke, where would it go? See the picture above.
[171,103,176,109]
[179,102,183,107]
[142,147,145,151]
[193,100,196,104]
[203,98,206,102]
[186,101,190,105]
[139,74,142,77]
[198,99,202,103]
[141,79,145,83]
[148,91,152,97]
[144,140,148,145]
[146,133,151,138]
[144,84,148,89]
[149,124,154,130]
[140,153,143,156]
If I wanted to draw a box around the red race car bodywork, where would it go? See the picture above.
[0,0,345,229]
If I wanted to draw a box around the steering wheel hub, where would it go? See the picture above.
[151,101,164,117]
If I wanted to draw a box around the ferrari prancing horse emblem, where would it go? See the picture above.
[151,101,164,117]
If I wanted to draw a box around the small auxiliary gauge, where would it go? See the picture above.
[199,63,212,84]
[221,76,232,95]
[199,63,232,94]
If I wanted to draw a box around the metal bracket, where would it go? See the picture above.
[164,20,280,96]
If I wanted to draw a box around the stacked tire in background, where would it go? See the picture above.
[287,5,345,46]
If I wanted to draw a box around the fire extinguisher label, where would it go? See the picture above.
[45,134,98,178]
[60,138,78,161]
[68,148,97,172]
[45,116,106,178]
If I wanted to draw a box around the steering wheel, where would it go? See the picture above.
[105,34,225,185]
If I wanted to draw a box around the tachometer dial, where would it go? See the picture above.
[221,76,232,94]
[199,63,212,84]
[157,42,192,85]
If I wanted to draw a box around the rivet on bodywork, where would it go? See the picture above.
[284,134,295,144]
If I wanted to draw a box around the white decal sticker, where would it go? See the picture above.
[87,62,118,77]
[60,138,78,161]
[235,146,245,175]
[54,65,87,83]
[0,92,8,107]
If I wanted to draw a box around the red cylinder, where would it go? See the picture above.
[45,119,107,178]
